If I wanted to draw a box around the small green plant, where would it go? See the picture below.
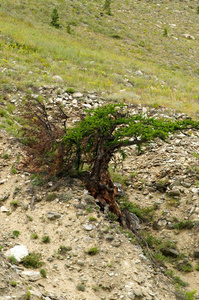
[66,87,76,94]
[27,215,33,221]
[0,245,3,250]
[76,284,85,291]
[197,5,199,14]
[195,263,199,271]
[31,232,38,240]
[176,261,193,273]
[30,174,44,186]
[9,256,18,265]
[67,24,72,34]
[89,216,97,221]
[46,193,57,201]
[50,8,61,28]
[11,164,17,174]
[163,28,168,37]
[40,268,47,278]
[11,281,17,287]
[2,153,9,159]
[26,291,31,300]
[21,252,44,269]
[108,211,119,221]
[176,289,197,300]
[103,0,112,15]
[86,247,99,256]
[41,235,50,243]
[10,200,20,209]
[12,230,20,238]
[174,220,194,230]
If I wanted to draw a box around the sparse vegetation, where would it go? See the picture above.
[58,245,72,255]
[41,235,50,244]
[9,256,18,265]
[31,232,39,240]
[12,230,20,238]
[50,8,61,28]
[11,281,17,287]
[76,284,85,291]
[10,200,20,209]
[86,247,99,256]
[40,268,47,278]
[21,252,44,269]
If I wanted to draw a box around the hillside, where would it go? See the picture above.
[0,1,199,299]
[0,0,199,116]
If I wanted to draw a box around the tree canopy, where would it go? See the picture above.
[21,101,199,227]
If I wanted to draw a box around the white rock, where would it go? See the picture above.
[20,270,41,281]
[73,92,83,98]
[182,34,195,40]
[5,245,29,262]
[1,206,9,213]
[53,75,63,82]
[134,70,143,76]
[83,224,94,231]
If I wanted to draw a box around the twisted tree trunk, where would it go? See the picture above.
[83,144,122,218]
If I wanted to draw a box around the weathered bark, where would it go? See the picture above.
[83,145,122,218]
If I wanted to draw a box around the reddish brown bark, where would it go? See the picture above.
[83,146,122,218]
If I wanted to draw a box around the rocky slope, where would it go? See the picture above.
[0,89,199,300]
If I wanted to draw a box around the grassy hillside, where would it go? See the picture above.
[0,0,199,115]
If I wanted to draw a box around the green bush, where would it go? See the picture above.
[50,8,61,28]
[21,252,44,269]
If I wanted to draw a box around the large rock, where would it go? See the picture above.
[4,245,29,262]
[20,271,41,281]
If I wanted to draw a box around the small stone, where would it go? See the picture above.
[73,92,83,98]
[83,224,93,231]
[20,270,41,281]
[167,190,180,197]
[135,70,143,76]
[106,235,114,241]
[160,248,179,258]
[53,75,63,82]
[47,212,61,220]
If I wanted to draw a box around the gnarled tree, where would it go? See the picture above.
[21,101,199,228]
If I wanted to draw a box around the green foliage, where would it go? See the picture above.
[12,230,20,238]
[9,256,18,265]
[10,200,20,208]
[21,102,199,179]
[11,281,18,287]
[31,232,38,240]
[76,284,85,291]
[163,28,168,37]
[11,164,17,174]
[40,268,47,278]
[21,252,44,269]
[197,6,199,14]
[86,247,99,255]
[176,289,197,300]
[103,0,112,15]
[89,216,97,221]
[41,235,50,243]
[67,24,72,34]
[173,220,194,230]
[30,174,45,186]
[26,291,31,300]
[50,8,61,28]
[2,153,9,159]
